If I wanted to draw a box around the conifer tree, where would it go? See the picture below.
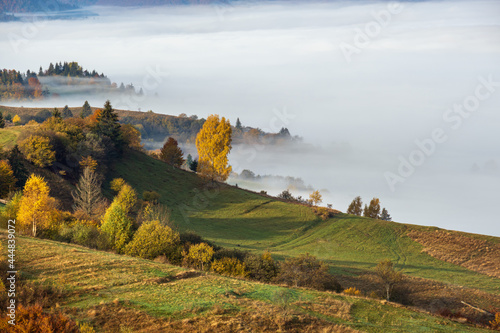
[80,100,92,118]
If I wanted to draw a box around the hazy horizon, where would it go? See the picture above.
[1,0,499,236]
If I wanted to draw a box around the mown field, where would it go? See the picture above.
[1,230,491,333]
[0,127,22,150]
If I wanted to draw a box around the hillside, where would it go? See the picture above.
[0,105,297,143]
[1,117,499,328]
[1,230,493,332]
[107,150,500,320]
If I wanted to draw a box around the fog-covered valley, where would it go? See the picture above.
[1,0,499,236]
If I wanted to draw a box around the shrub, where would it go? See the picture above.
[313,206,333,220]
[143,190,160,203]
[214,248,248,262]
[0,304,79,332]
[186,242,214,270]
[78,322,96,333]
[64,222,110,250]
[275,253,341,292]
[0,191,22,228]
[125,220,180,260]
[244,251,279,282]
[490,312,500,330]
[180,232,219,250]
[110,178,126,192]
[343,287,362,296]
[211,257,248,277]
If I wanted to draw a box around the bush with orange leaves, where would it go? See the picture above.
[0,304,79,332]
[491,312,500,330]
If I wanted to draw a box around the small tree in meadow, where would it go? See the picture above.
[125,220,180,260]
[375,259,402,301]
[187,242,214,270]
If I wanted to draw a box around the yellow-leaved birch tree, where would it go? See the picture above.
[195,115,232,182]
[17,174,59,237]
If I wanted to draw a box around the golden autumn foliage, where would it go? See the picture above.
[79,156,98,172]
[187,242,214,270]
[12,114,21,125]
[0,304,79,332]
[0,160,16,198]
[17,174,59,237]
[100,181,137,253]
[121,123,143,150]
[309,190,322,206]
[19,135,56,168]
[195,114,232,182]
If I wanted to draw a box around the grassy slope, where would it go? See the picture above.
[110,150,500,296]
[0,127,22,149]
[5,230,490,333]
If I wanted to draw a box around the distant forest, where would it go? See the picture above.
[1,0,236,14]
[0,62,142,101]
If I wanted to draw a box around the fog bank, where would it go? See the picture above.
[1,0,499,235]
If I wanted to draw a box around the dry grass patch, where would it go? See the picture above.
[408,229,500,278]
[294,297,352,321]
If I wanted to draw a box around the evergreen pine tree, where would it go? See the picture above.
[52,108,61,119]
[80,100,92,118]
[8,145,28,188]
[380,208,392,221]
[0,112,5,128]
[95,100,123,151]
[61,105,73,118]
[236,118,242,130]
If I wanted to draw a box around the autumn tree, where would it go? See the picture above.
[79,156,98,172]
[309,190,322,206]
[72,168,105,218]
[19,135,56,168]
[12,114,21,125]
[121,124,143,150]
[80,100,92,118]
[375,259,403,301]
[347,196,363,216]
[160,137,184,167]
[275,253,341,292]
[100,181,137,252]
[187,242,214,270]
[125,220,180,260]
[195,114,232,182]
[380,208,392,221]
[0,160,16,198]
[0,112,4,128]
[17,174,59,237]
[363,198,381,219]
[61,105,73,118]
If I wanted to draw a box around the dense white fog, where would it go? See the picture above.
[1,0,499,236]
